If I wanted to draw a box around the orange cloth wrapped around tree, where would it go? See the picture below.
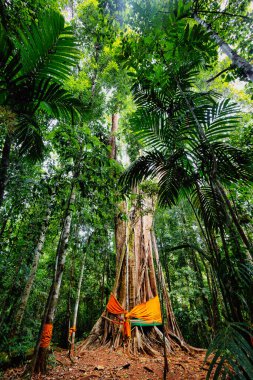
[123,320,131,337]
[69,326,77,336]
[106,293,162,337]
[40,323,53,348]
[126,295,162,323]
[106,293,127,315]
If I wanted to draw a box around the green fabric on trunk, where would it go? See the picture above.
[130,319,162,327]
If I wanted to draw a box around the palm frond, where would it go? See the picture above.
[182,98,239,143]
[15,114,44,160]
[205,322,253,380]
[0,12,82,160]
[191,182,227,230]
[120,150,168,189]
[35,80,82,122]
[204,99,240,141]
[121,149,194,206]
[236,261,253,289]
[15,11,80,83]
[211,142,253,182]
[131,108,176,151]
[157,158,194,206]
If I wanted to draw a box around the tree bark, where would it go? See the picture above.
[79,109,184,354]
[193,14,253,82]
[109,113,119,160]
[33,183,76,374]
[79,196,185,354]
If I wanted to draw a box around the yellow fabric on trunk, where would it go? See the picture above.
[125,295,162,323]
[106,294,162,337]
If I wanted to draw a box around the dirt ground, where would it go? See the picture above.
[3,346,210,380]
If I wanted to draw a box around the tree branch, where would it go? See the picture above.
[166,243,210,260]
[157,9,252,22]
[206,65,235,83]
[197,10,252,21]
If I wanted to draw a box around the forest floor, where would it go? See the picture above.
[3,346,210,380]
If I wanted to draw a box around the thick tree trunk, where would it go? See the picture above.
[33,184,76,374]
[10,196,54,337]
[193,14,253,82]
[79,110,184,354]
[0,134,12,206]
[79,196,185,354]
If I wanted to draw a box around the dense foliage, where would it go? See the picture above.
[0,0,252,378]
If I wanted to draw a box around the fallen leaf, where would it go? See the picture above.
[95,365,105,370]
[120,363,131,369]
[143,366,154,373]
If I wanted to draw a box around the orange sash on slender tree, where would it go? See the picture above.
[69,326,77,337]
[40,323,53,348]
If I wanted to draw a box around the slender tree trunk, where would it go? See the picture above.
[216,181,253,259]
[69,236,92,356]
[200,257,220,336]
[193,14,253,82]
[160,241,172,292]
[109,113,119,160]
[155,244,169,379]
[0,250,25,328]
[10,196,54,337]
[194,182,233,320]
[69,255,85,355]
[151,230,185,346]
[209,268,220,336]
[33,184,76,374]
[0,134,12,206]
[65,244,75,349]
[191,251,213,333]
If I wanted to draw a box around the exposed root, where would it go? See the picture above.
[78,318,185,358]
[79,317,104,352]
[153,326,172,352]
[165,327,190,352]
[188,345,206,352]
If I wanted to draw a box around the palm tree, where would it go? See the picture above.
[121,61,253,321]
[0,10,81,205]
